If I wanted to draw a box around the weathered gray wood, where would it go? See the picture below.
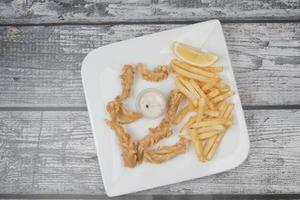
[0,23,299,107]
[0,0,299,24]
[1,109,300,194]
[0,197,152,200]
[3,195,299,200]
[0,196,152,200]
[153,196,300,200]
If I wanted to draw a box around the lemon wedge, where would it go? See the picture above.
[173,42,218,67]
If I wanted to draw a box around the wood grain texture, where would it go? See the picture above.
[153,196,300,200]
[0,196,152,200]
[2,195,299,200]
[0,0,299,24]
[0,23,300,107]
[0,109,300,194]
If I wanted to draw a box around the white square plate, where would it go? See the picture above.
[81,20,249,197]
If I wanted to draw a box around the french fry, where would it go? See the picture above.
[223,104,234,119]
[172,64,215,83]
[224,119,233,127]
[218,102,229,118]
[228,115,234,121]
[172,59,219,79]
[219,87,230,93]
[207,89,220,99]
[207,133,225,160]
[211,91,235,104]
[202,139,208,147]
[204,105,233,160]
[174,104,190,125]
[188,100,196,110]
[197,81,206,87]
[216,82,227,88]
[181,115,197,132]
[224,115,234,127]
[198,130,222,140]
[205,105,233,160]
[204,110,219,117]
[217,101,226,110]
[202,82,215,92]
[201,118,232,125]
[198,125,226,133]
[178,76,201,100]
[180,134,192,141]
[203,135,218,156]
[196,98,206,122]
[192,119,224,128]
[175,78,198,106]
[216,82,230,93]
[190,129,205,161]
[189,79,215,110]
[202,66,224,73]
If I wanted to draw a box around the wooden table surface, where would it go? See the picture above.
[0,0,300,199]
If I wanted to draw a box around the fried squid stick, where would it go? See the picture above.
[137,118,172,161]
[105,119,138,168]
[144,138,188,164]
[106,100,142,124]
[165,89,185,123]
[136,63,170,82]
[116,64,135,101]
[137,90,184,161]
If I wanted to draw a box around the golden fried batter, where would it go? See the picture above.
[144,138,187,164]
[105,119,138,168]
[106,100,142,124]
[137,118,172,161]
[105,65,187,167]
[136,63,170,82]
[116,64,135,101]
[137,90,184,161]
[165,90,185,123]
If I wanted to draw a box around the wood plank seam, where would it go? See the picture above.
[0,193,299,199]
[1,105,300,112]
[1,19,300,26]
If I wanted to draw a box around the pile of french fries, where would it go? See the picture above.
[171,59,235,161]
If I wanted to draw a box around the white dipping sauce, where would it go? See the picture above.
[136,89,166,119]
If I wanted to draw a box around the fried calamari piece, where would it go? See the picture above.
[137,90,184,161]
[106,100,142,124]
[116,64,135,101]
[136,63,170,82]
[165,89,185,123]
[144,138,188,164]
[137,118,172,161]
[105,119,138,167]
[107,65,142,123]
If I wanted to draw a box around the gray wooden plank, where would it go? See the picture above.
[1,195,299,200]
[0,196,152,200]
[0,23,300,107]
[0,195,152,200]
[153,195,300,200]
[0,109,299,194]
[0,0,299,24]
